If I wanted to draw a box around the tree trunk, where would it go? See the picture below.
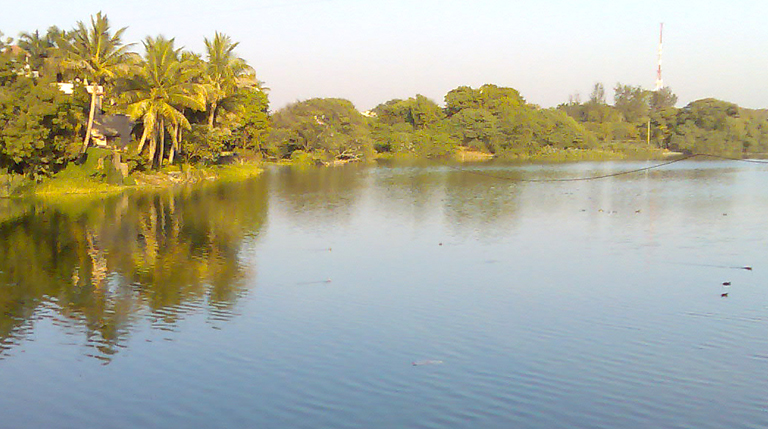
[80,90,97,154]
[168,123,179,164]
[208,101,217,128]
[148,128,157,169]
[157,119,165,168]
[137,125,150,154]
[177,126,183,157]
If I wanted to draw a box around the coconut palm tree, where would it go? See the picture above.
[17,30,51,73]
[122,36,205,168]
[203,32,254,128]
[58,12,132,154]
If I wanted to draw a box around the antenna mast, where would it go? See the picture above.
[655,23,664,91]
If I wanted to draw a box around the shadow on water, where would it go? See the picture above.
[0,178,268,363]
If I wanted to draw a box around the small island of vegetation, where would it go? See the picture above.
[2,13,768,197]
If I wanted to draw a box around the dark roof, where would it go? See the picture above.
[93,114,135,147]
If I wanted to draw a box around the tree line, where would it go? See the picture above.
[3,13,768,180]
[269,83,768,163]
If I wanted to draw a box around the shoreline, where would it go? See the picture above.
[3,163,265,199]
[0,148,714,199]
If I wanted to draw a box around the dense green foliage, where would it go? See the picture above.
[0,50,82,177]
[268,81,768,161]
[268,98,373,161]
[271,84,594,160]
[0,13,271,183]
[559,84,768,156]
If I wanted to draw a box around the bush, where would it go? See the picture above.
[184,125,230,164]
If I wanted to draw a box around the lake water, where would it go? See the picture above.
[1,160,767,428]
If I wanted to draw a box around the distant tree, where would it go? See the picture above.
[450,108,498,152]
[649,86,678,111]
[476,84,525,113]
[588,82,606,105]
[372,95,443,130]
[268,98,372,160]
[444,86,479,117]
[613,83,650,123]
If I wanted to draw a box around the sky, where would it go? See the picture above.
[3,0,768,111]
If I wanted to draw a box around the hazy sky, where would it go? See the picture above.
[4,0,768,111]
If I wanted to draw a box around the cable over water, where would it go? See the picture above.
[459,153,768,183]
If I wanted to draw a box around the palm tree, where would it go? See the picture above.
[16,27,69,79]
[203,32,253,128]
[58,12,132,154]
[17,30,51,73]
[122,36,205,168]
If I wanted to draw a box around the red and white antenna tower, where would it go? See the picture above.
[655,23,664,90]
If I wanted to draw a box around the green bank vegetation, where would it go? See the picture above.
[268,83,768,164]
[0,13,268,196]
[3,14,768,196]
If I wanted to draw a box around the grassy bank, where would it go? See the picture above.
[6,162,264,199]
[497,146,676,162]
[374,144,678,164]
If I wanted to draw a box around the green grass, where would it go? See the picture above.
[207,163,264,182]
[30,160,263,198]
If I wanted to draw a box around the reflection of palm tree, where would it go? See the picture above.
[85,230,108,287]
[123,36,205,167]
[58,12,132,154]
[0,179,268,362]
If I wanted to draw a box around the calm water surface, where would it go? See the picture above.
[1,161,767,428]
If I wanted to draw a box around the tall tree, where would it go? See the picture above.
[122,36,205,168]
[58,12,132,154]
[203,32,252,128]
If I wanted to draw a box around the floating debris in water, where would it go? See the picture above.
[667,262,755,271]
[295,279,332,285]
[412,360,444,366]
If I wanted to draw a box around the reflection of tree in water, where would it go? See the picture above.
[0,178,267,363]
[370,166,446,224]
[442,169,521,238]
[269,165,366,226]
